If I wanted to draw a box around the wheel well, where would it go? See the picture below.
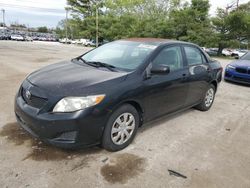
[211,80,218,92]
[123,101,144,126]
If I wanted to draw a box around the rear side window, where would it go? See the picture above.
[184,46,206,65]
[152,46,183,72]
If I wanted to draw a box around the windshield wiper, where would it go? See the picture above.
[72,57,86,64]
[73,57,98,67]
[73,57,116,72]
[84,61,116,72]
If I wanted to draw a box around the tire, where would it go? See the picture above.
[102,104,139,152]
[195,84,216,111]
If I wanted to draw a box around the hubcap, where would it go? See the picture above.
[111,113,135,145]
[205,88,214,107]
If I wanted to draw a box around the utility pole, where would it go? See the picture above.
[65,9,69,40]
[95,4,99,47]
[1,9,5,27]
[236,0,239,9]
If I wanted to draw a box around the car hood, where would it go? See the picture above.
[230,60,250,68]
[27,60,128,96]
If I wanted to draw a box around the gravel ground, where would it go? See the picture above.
[0,41,249,188]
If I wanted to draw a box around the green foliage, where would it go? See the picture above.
[37,26,49,33]
[56,0,250,53]
[67,0,104,17]
[211,2,250,54]
[10,23,27,28]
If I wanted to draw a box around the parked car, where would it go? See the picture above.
[15,38,222,151]
[0,34,10,40]
[85,39,96,46]
[99,40,110,46]
[205,48,218,56]
[231,49,248,58]
[11,35,24,41]
[84,39,110,47]
[222,49,232,56]
[225,51,250,85]
[71,40,78,44]
[78,38,88,45]
[59,38,71,44]
[24,36,33,42]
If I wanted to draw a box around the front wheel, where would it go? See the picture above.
[195,84,216,111]
[102,104,139,151]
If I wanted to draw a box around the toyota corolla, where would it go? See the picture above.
[15,38,222,151]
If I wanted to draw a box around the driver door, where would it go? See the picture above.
[141,45,189,121]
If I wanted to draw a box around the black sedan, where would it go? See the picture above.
[15,38,222,151]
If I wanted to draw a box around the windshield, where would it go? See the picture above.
[241,52,250,61]
[81,41,158,71]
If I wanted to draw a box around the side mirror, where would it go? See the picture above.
[151,64,170,75]
[235,56,239,59]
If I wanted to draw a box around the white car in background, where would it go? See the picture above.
[85,39,96,46]
[24,36,33,42]
[222,49,232,56]
[231,49,248,58]
[73,39,87,45]
[68,38,89,45]
[78,39,88,45]
[59,38,71,44]
[11,35,24,41]
[71,40,78,44]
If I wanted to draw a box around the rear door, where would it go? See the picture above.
[141,45,189,121]
[182,45,211,106]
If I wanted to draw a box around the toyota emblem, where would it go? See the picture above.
[25,90,31,99]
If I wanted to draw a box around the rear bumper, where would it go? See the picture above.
[224,69,250,85]
[15,93,109,149]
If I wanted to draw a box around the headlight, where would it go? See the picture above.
[53,95,105,113]
[227,65,236,69]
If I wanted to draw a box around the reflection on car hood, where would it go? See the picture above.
[230,60,250,68]
[27,61,128,96]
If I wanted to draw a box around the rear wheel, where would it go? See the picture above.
[195,84,216,111]
[102,104,139,151]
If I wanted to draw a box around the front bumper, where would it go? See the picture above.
[14,87,109,149]
[224,68,250,85]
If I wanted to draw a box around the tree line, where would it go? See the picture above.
[55,0,250,55]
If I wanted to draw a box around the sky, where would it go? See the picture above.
[0,0,249,28]
[0,0,67,28]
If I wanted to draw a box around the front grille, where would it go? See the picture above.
[21,87,48,109]
[236,67,248,74]
[225,72,232,77]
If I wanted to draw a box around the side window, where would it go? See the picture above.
[152,46,183,72]
[184,46,204,65]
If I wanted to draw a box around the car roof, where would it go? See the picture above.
[121,38,170,42]
[119,38,197,46]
